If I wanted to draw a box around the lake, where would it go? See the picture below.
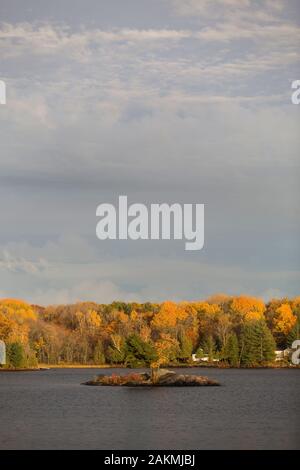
[0,368,299,449]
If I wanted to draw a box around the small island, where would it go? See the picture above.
[83,368,220,387]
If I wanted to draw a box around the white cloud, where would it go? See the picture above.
[169,0,284,19]
[0,236,299,305]
[169,0,251,17]
[168,0,300,48]
[27,280,141,306]
[259,288,287,301]
[0,23,192,62]
[0,250,48,274]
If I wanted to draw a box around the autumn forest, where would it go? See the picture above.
[0,295,299,369]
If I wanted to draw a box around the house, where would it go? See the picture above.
[191,353,219,363]
[274,349,291,362]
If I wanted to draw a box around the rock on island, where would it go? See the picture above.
[82,369,220,386]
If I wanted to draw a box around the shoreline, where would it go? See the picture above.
[1,363,299,371]
[39,363,299,370]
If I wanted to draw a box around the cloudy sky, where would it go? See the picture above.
[0,0,299,305]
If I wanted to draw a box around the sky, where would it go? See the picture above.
[0,0,299,305]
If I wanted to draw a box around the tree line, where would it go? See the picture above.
[0,295,299,368]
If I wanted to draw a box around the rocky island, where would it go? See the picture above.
[83,369,220,387]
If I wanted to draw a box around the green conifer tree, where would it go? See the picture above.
[177,332,193,362]
[7,342,25,369]
[125,334,157,368]
[222,333,239,366]
[240,320,275,366]
[202,335,216,361]
[287,315,300,347]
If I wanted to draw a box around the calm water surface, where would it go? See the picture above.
[0,368,299,449]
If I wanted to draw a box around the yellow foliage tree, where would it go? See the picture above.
[274,304,296,335]
[230,296,265,322]
[151,301,180,330]
[151,333,179,382]
[0,299,36,345]
[0,298,37,322]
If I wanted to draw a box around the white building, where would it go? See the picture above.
[191,353,219,363]
[274,349,291,362]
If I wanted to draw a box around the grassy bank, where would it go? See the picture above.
[1,362,298,371]
[38,363,123,369]
[38,362,299,369]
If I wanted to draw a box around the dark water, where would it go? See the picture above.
[0,368,299,449]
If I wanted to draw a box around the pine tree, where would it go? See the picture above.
[107,345,126,364]
[125,334,157,368]
[240,320,275,366]
[7,342,25,368]
[177,332,193,362]
[202,335,216,361]
[222,333,239,366]
[287,317,300,348]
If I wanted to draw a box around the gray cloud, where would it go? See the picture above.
[0,250,48,274]
[0,0,299,304]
